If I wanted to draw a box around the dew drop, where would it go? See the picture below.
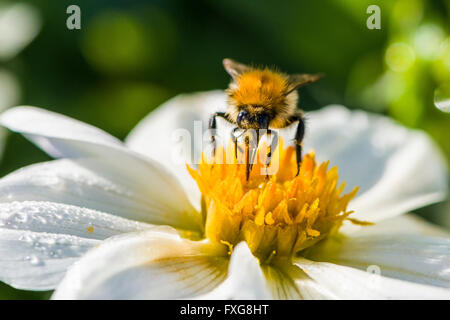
[19,234,33,243]
[37,216,47,224]
[434,84,450,113]
[13,213,28,224]
[29,255,42,266]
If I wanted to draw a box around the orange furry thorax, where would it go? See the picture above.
[230,69,289,108]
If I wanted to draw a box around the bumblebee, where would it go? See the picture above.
[210,58,322,179]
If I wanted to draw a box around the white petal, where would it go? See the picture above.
[0,228,99,290]
[0,201,154,240]
[340,213,450,237]
[52,231,228,299]
[290,105,447,222]
[294,257,450,299]
[0,106,123,158]
[126,91,228,210]
[0,158,201,231]
[195,242,271,300]
[0,201,159,291]
[0,106,200,229]
[304,232,450,288]
[265,260,339,299]
[293,272,339,300]
[261,264,304,299]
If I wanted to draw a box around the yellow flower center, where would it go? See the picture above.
[187,139,360,263]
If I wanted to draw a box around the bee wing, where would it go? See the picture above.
[223,58,251,81]
[286,73,323,94]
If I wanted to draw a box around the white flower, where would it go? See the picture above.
[0,91,448,299]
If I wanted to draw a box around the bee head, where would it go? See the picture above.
[236,108,269,129]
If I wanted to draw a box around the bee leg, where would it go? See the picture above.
[232,129,238,159]
[247,129,260,176]
[290,114,305,176]
[208,112,228,158]
[265,129,278,179]
[252,129,261,171]
[231,127,244,160]
[256,129,260,148]
[244,134,251,181]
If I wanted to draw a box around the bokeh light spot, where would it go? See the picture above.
[0,69,20,110]
[392,0,423,31]
[440,39,450,70]
[0,3,41,61]
[385,42,415,72]
[82,11,149,75]
[413,24,445,60]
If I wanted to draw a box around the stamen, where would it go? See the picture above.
[220,240,234,256]
[187,138,361,262]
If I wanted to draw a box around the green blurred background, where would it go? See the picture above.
[0,0,448,299]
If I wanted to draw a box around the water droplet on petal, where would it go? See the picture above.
[434,84,450,113]
[19,234,33,243]
[29,255,42,266]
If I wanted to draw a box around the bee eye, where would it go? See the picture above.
[257,114,269,129]
[237,110,250,126]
